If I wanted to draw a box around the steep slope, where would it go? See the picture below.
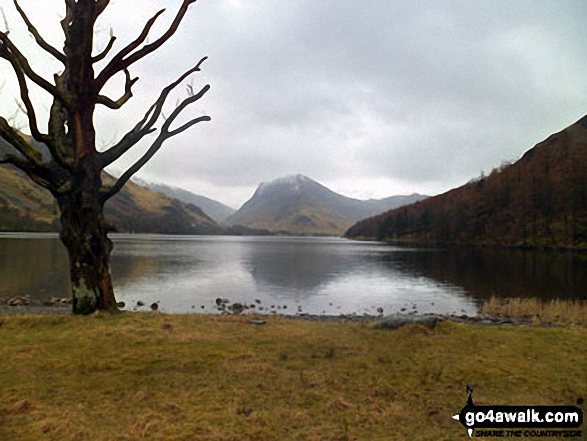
[141,181,236,222]
[0,165,224,234]
[345,116,587,249]
[226,175,427,235]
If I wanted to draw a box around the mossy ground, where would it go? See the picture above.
[0,313,585,440]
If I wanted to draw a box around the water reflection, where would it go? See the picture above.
[243,238,354,295]
[1,233,585,316]
[377,247,587,301]
[0,233,69,299]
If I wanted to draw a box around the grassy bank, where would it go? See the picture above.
[483,297,587,326]
[0,313,585,440]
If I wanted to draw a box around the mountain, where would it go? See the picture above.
[345,116,587,249]
[0,165,225,235]
[225,174,427,236]
[139,181,236,222]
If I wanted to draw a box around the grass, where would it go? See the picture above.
[0,313,585,440]
[483,297,587,326]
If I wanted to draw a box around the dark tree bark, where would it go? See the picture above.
[0,0,210,314]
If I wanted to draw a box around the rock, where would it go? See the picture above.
[254,299,261,304]
[8,296,30,306]
[229,303,244,314]
[137,301,145,307]
[117,301,126,308]
[371,314,443,331]
[150,303,159,311]
[248,320,267,325]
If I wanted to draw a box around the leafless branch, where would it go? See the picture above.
[9,60,50,144]
[0,153,51,189]
[92,34,116,63]
[101,84,210,201]
[13,0,66,63]
[96,69,139,109]
[95,0,197,90]
[0,31,67,104]
[0,117,43,165]
[0,148,71,193]
[0,7,8,32]
[99,57,207,168]
[95,7,165,85]
[160,84,210,135]
[1,45,71,168]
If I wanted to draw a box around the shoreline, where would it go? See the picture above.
[0,302,572,328]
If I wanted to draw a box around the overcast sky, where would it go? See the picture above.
[1,0,587,208]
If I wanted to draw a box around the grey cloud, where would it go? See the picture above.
[4,0,587,206]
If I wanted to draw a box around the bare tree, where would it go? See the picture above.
[0,0,210,314]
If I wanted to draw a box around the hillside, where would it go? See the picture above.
[140,181,236,222]
[226,175,427,235]
[345,116,587,249]
[0,165,224,235]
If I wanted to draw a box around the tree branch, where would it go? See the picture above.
[99,57,207,168]
[0,31,67,104]
[159,85,210,140]
[0,149,72,194]
[96,69,139,109]
[0,153,53,189]
[95,0,197,89]
[2,51,74,170]
[95,7,165,85]
[9,56,50,145]
[13,0,66,63]
[91,34,116,63]
[0,117,43,165]
[101,85,210,201]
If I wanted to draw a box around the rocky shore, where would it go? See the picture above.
[0,294,550,327]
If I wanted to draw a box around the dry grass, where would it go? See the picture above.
[483,296,587,326]
[0,313,585,440]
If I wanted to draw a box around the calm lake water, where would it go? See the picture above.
[1,233,586,316]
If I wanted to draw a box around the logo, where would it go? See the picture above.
[452,386,583,438]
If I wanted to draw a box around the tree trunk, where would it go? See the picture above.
[58,168,116,314]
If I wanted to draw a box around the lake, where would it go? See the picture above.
[1,233,585,316]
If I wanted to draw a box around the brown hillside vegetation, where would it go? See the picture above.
[0,166,223,234]
[345,116,587,249]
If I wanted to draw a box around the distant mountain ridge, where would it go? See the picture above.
[226,174,427,236]
[0,165,225,235]
[137,180,236,222]
[345,116,587,249]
